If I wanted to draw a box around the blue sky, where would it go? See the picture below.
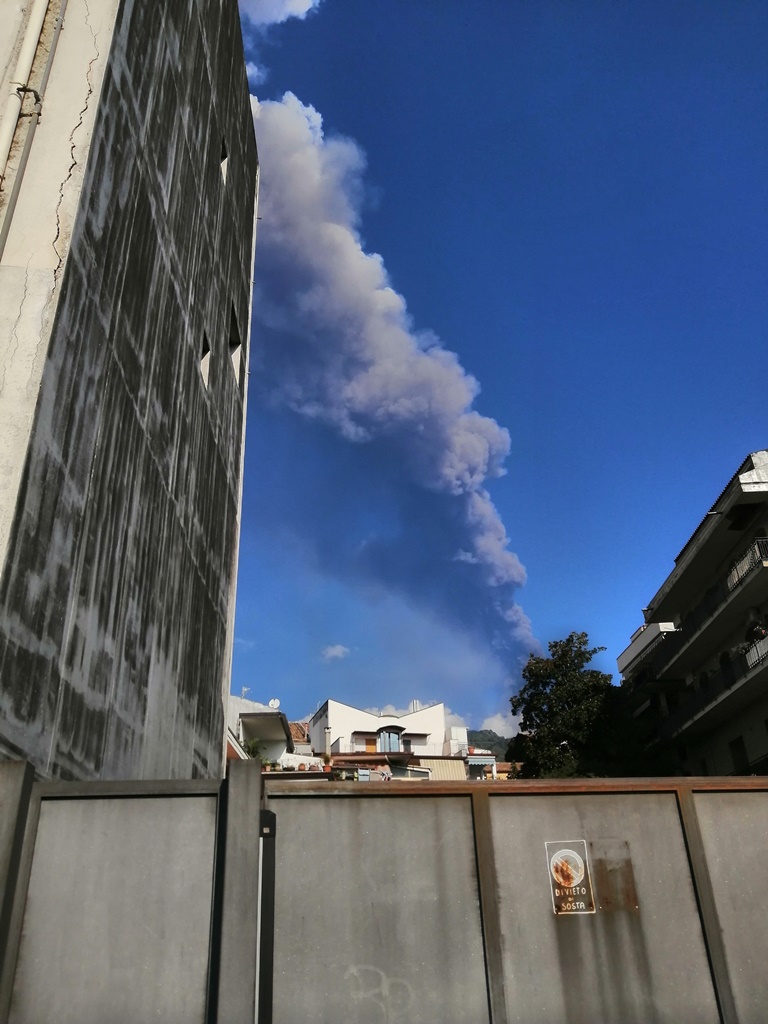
[233,0,768,733]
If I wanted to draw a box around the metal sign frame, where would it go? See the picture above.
[545,838,596,914]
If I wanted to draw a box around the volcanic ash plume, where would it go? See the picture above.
[249,91,535,660]
[239,0,320,27]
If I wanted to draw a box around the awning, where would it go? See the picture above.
[418,758,467,781]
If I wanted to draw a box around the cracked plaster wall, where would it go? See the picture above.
[0,0,258,780]
[1,0,119,564]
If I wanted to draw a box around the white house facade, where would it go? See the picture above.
[308,699,469,759]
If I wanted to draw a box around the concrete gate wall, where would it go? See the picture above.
[0,760,766,1023]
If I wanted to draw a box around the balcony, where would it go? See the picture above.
[331,740,468,757]
[659,634,768,740]
[641,537,768,682]
[617,622,678,676]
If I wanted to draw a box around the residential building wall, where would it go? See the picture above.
[227,696,295,765]
[685,694,768,776]
[226,695,272,737]
[619,451,768,775]
[0,0,258,780]
[1,0,121,558]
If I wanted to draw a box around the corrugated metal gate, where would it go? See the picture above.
[1,760,767,1023]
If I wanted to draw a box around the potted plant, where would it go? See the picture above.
[323,753,332,773]
[283,764,296,772]
[298,763,307,771]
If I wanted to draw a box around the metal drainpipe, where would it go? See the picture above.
[0,0,51,190]
[0,0,67,263]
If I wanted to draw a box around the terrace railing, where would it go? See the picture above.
[643,537,768,683]
[659,634,768,739]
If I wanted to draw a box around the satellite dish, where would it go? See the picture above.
[268,698,280,709]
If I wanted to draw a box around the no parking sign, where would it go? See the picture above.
[545,839,596,914]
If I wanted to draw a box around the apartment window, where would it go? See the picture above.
[377,729,401,753]
[200,332,211,388]
[729,735,750,775]
[220,137,228,183]
[403,737,411,753]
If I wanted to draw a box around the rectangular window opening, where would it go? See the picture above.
[220,137,228,184]
[377,729,401,754]
[200,332,211,389]
[729,735,749,774]
[229,305,244,389]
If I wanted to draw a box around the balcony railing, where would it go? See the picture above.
[728,538,768,590]
[331,741,469,757]
[747,633,768,669]
[617,622,677,676]
[642,537,768,683]
[659,634,768,740]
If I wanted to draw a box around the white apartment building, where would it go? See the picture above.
[308,699,469,759]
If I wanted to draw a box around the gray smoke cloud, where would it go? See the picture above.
[239,0,320,27]
[248,91,535,664]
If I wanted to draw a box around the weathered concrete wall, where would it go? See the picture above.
[0,0,121,566]
[0,0,258,779]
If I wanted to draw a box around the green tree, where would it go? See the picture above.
[467,729,510,760]
[508,631,648,778]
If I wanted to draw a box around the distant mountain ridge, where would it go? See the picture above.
[467,729,510,760]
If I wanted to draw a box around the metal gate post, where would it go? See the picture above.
[677,786,738,1024]
[0,763,33,960]
[257,810,276,1024]
[471,790,509,1024]
[215,760,264,1024]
